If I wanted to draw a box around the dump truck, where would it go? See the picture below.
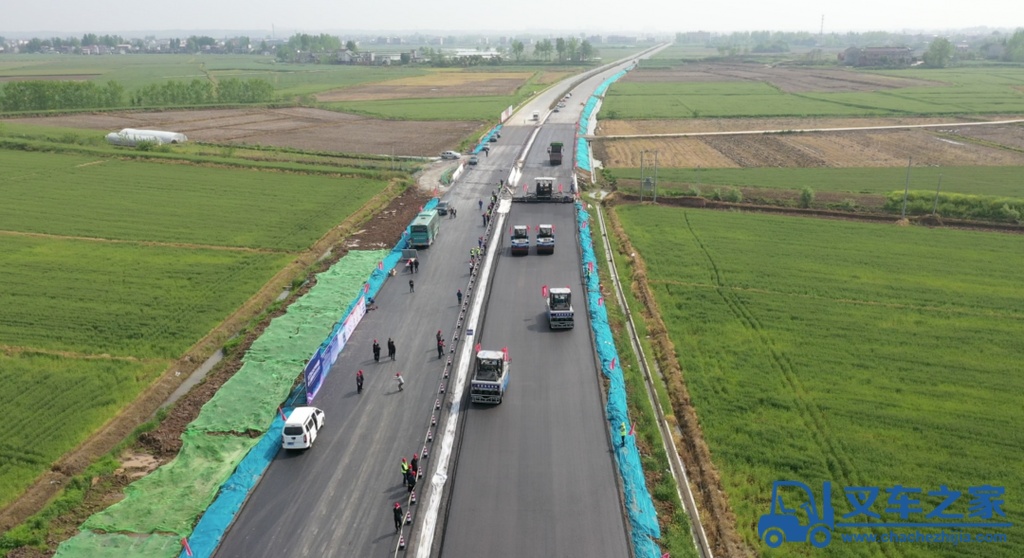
[470,349,510,404]
[510,225,530,255]
[546,287,574,329]
[535,224,555,254]
[547,142,563,165]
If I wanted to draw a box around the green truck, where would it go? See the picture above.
[547,142,563,165]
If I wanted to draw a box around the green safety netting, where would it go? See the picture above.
[576,201,662,557]
[187,250,386,434]
[80,430,259,537]
[55,532,182,558]
[56,250,388,558]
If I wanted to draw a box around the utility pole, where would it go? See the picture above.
[901,157,912,219]
[931,173,943,215]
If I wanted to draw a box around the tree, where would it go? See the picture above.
[579,40,595,62]
[566,37,580,62]
[534,39,553,61]
[511,40,525,62]
[923,37,953,68]
[1005,28,1024,62]
[555,38,566,62]
[345,40,358,53]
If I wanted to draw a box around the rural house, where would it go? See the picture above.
[839,46,913,67]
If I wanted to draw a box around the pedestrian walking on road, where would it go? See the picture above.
[478,236,483,249]
[413,259,419,273]
[388,338,396,360]
[410,453,419,476]
[406,469,417,493]
[400,458,409,486]
[356,370,364,394]
[620,422,628,447]
[482,213,487,227]
[372,340,381,363]
[456,289,463,305]
[452,207,457,218]
[478,199,483,211]
[409,279,415,292]
[394,502,404,532]
[437,338,445,359]
[396,372,405,392]
[436,329,443,343]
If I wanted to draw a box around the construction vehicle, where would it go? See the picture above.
[758,481,834,549]
[510,225,530,256]
[534,178,553,200]
[547,142,563,165]
[535,224,555,254]
[470,348,510,404]
[545,286,574,329]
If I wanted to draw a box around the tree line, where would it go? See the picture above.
[0,78,275,112]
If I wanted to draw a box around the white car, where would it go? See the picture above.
[440,150,461,160]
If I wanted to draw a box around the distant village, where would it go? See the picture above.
[0,28,1020,67]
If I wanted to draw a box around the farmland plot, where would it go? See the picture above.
[616,205,1024,557]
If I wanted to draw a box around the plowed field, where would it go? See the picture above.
[6,107,481,157]
[594,122,1024,168]
[316,71,531,101]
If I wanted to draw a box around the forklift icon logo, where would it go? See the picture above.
[758,481,834,548]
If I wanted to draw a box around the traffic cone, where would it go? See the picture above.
[399,536,406,550]
[410,491,417,504]
[427,430,433,442]
[439,383,445,394]
[405,511,412,524]
[431,414,436,426]
[434,399,441,410]
[422,445,429,459]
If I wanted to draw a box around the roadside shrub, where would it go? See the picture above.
[799,187,814,208]
[135,140,159,152]
[710,188,723,201]
[722,188,743,203]
[997,203,1021,223]
[684,185,701,197]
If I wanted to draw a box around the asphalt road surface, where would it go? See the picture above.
[216,52,653,558]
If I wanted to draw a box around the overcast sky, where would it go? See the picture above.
[3,0,1020,36]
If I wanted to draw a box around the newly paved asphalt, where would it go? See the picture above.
[215,54,651,558]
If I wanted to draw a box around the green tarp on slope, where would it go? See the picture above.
[82,431,258,536]
[189,250,386,433]
[55,532,181,558]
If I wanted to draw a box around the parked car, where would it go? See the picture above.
[469,156,479,165]
[440,150,461,160]
[436,201,450,215]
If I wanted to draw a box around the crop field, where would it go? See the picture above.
[0,150,384,250]
[594,124,1024,170]
[0,147,382,509]
[615,205,1024,557]
[0,353,168,512]
[316,70,533,101]
[0,54,425,97]
[606,165,1024,198]
[600,65,1024,119]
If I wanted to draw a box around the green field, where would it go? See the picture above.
[323,94,521,120]
[616,205,1024,557]
[0,146,388,510]
[0,150,384,250]
[608,166,1024,198]
[600,67,1024,119]
[0,353,168,514]
[0,54,425,97]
